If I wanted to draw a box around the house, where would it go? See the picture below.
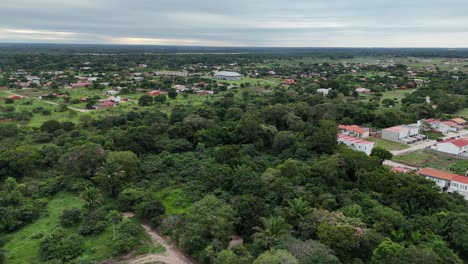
[423,118,463,134]
[418,168,457,190]
[337,134,375,155]
[338,125,370,138]
[214,71,242,81]
[6,95,22,100]
[282,79,296,85]
[431,137,468,156]
[80,97,89,102]
[451,118,467,126]
[106,90,119,96]
[147,90,168,96]
[381,124,424,144]
[71,81,92,88]
[173,85,187,92]
[317,88,331,96]
[196,90,214,95]
[355,87,371,93]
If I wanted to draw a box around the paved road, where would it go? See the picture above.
[391,130,468,156]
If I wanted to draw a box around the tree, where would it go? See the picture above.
[179,195,237,257]
[40,120,61,133]
[109,210,122,240]
[39,228,84,262]
[252,216,292,249]
[80,187,103,210]
[371,239,404,264]
[284,238,341,264]
[253,249,298,264]
[317,223,361,261]
[168,88,178,99]
[138,94,153,106]
[61,143,105,179]
[92,159,126,196]
[215,250,251,264]
[154,94,167,104]
[60,208,82,227]
[370,147,393,163]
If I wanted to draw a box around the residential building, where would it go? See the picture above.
[418,168,455,190]
[431,137,468,155]
[451,118,467,126]
[317,88,331,96]
[381,124,424,144]
[147,90,168,96]
[338,125,370,138]
[448,175,468,199]
[423,118,463,134]
[214,71,242,80]
[283,79,296,85]
[355,87,370,93]
[337,134,375,155]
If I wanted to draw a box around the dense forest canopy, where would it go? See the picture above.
[0,45,467,264]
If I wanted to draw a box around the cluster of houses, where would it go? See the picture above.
[337,124,375,155]
[422,118,466,134]
[431,137,468,156]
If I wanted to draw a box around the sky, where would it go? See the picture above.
[0,0,467,47]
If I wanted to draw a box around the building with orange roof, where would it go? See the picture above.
[451,118,467,126]
[338,124,370,138]
[418,168,458,190]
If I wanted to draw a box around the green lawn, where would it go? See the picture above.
[392,150,457,170]
[369,137,409,151]
[3,192,115,264]
[456,108,468,119]
[153,188,190,215]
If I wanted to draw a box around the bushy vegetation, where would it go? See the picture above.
[0,47,467,263]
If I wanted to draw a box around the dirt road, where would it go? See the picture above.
[121,213,195,264]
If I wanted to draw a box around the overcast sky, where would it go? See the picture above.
[0,0,467,47]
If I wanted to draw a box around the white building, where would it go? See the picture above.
[337,134,375,155]
[449,176,468,199]
[381,124,424,144]
[418,168,468,199]
[214,71,242,81]
[431,137,468,155]
[423,119,463,134]
[317,88,331,96]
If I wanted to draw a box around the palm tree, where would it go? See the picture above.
[93,159,125,196]
[287,197,313,220]
[80,187,103,210]
[252,215,291,249]
[108,210,122,240]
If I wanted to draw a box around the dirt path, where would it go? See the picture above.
[121,212,195,264]
[38,100,92,113]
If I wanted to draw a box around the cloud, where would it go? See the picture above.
[0,0,466,47]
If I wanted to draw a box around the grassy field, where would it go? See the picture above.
[361,89,415,107]
[456,108,468,118]
[392,150,458,170]
[369,137,409,151]
[153,188,190,215]
[3,192,115,264]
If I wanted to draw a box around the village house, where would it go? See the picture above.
[337,134,375,155]
[95,100,117,109]
[282,79,296,85]
[451,118,467,126]
[105,90,119,96]
[431,137,468,156]
[338,124,370,138]
[147,90,168,96]
[196,90,214,95]
[355,87,371,93]
[6,95,23,100]
[381,123,425,144]
[423,118,464,134]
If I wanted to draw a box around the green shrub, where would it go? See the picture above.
[60,208,82,227]
[39,229,84,262]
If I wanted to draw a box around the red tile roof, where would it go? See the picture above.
[451,118,467,125]
[452,175,468,185]
[440,138,468,148]
[338,125,367,135]
[418,168,460,181]
[337,134,374,145]
[383,126,406,132]
[391,167,410,173]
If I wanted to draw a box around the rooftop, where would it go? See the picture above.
[338,124,367,135]
[439,137,468,148]
[452,118,467,124]
[418,168,460,181]
[338,134,374,145]
[214,71,241,77]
